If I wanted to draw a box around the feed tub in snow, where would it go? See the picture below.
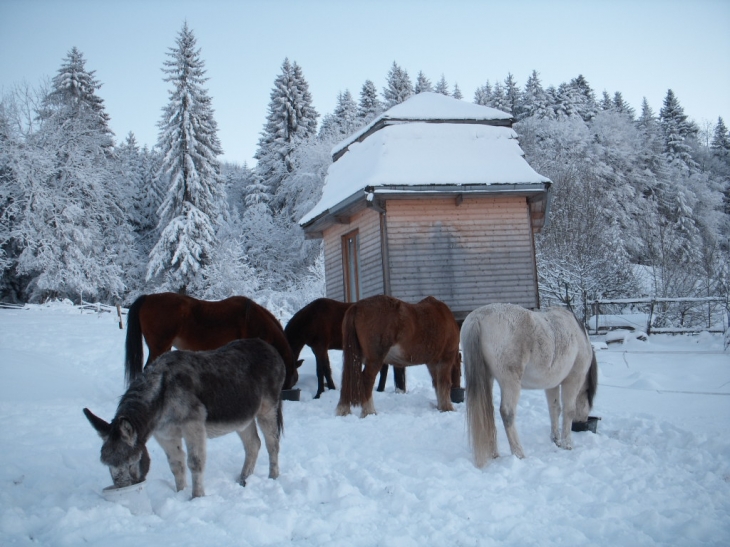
[281,388,301,401]
[571,416,601,434]
[102,481,152,515]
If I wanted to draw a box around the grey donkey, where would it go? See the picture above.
[84,338,285,498]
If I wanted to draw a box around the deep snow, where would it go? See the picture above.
[0,302,728,546]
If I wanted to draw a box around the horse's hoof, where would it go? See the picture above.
[335,404,351,417]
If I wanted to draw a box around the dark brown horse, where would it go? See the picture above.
[285,298,406,399]
[336,295,460,417]
[125,293,298,389]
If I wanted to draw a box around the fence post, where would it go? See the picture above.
[647,300,654,335]
[116,304,124,330]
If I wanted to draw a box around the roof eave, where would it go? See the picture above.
[300,181,551,238]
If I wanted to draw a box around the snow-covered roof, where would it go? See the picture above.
[300,93,550,228]
[332,92,513,159]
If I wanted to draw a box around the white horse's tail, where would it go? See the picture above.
[462,314,497,468]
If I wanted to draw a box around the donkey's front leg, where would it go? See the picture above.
[154,433,187,492]
[183,422,208,498]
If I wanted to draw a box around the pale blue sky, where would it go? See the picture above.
[1,0,728,165]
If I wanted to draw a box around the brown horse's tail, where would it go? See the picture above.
[124,295,146,386]
[462,312,497,468]
[340,307,364,408]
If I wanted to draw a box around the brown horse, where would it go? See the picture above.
[125,293,298,389]
[285,298,406,399]
[336,295,460,417]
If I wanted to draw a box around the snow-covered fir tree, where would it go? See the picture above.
[12,48,130,302]
[434,75,449,96]
[319,90,359,141]
[147,23,224,294]
[39,47,113,152]
[660,89,698,170]
[255,58,318,211]
[490,81,511,113]
[452,83,463,100]
[415,71,433,94]
[473,81,492,106]
[612,91,635,119]
[521,70,551,119]
[568,75,597,122]
[358,79,382,124]
[599,91,614,111]
[503,73,520,118]
[382,62,413,109]
[711,117,730,160]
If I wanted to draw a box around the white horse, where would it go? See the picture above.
[461,303,598,468]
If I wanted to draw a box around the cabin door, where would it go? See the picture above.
[342,229,361,302]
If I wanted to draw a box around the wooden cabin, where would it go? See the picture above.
[299,92,551,321]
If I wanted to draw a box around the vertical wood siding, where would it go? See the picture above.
[322,208,384,301]
[384,196,538,318]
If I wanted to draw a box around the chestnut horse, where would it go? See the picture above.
[124,293,298,390]
[336,295,460,417]
[284,298,406,399]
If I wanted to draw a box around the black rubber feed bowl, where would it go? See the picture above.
[281,388,301,401]
[572,416,601,433]
[450,387,465,404]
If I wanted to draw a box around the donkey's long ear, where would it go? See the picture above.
[118,418,137,447]
[83,408,111,440]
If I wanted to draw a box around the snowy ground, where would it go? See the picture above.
[0,302,728,546]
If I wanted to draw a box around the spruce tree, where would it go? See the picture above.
[521,70,551,119]
[710,117,730,161]
[473,81,492,106]
[452,83,463,100]
[255,58,318,209]
[434,75,449,96]
[491,81,510,114]
[148,23,224,294]
[659,89,698,170]
[382,62,413,109]
[415,71,433,94]
[14,48,128,302]
[321,90,359,140]
[599,91,614,111]
[569,75,597,122]
[503,73,520,118]
[358,79,382,124]
[613,91,635,119]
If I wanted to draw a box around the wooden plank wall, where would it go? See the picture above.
[322,207,384,301]
[385,196,538,318]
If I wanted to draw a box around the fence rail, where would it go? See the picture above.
[589,296,728,335]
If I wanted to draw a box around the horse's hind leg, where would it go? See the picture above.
[545,386,561,446]
[360,361,383,417]
[314,347,335,399]
[558,376,584,450]
[499,381,525,459]
[426,363,454,412]
[237,421,261,486]
[154,433,187,492]
[376,364,388,392]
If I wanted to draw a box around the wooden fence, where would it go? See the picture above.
[589,296,728,335]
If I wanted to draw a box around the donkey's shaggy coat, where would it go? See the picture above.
[462,303,597,468]
[85,338,285,498]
